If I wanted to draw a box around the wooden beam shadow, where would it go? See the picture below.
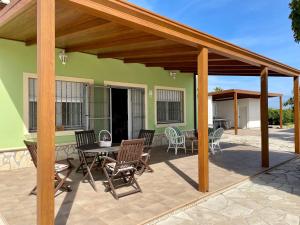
[164,160,198,190]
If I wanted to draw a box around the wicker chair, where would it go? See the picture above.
[138,129,155,173]
[165,127,186,155]
[24,140,74,195]
[75,130,101,174]
[209,128,224,154]
[102,139,144,199]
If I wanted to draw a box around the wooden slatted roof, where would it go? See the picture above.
[0,0,299,77]
[209,89,282,101]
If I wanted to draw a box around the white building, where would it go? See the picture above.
[209,89,282,132]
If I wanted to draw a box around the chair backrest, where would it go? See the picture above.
[115,139,144,171]
[172,127,183,136]
[165,127,178,143]
[75,130,97,148]
[138,129,155,148]
[24,140,38,168]
[213,128,224,141]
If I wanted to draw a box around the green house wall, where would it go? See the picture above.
[0,39,195,151]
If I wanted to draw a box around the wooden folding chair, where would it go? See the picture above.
[138,129,155,173]
[24,140,74,195]
[102,139,144,199]
[75,130,101,175]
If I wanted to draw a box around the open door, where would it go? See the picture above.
[129,88,145,139]
[87,85,145,143]
[111,88,128,143]
[88,85,112,135]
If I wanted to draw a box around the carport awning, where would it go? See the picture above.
[209,89,283,101]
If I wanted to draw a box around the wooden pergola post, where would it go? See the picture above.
[234,91,238,135]
[37,0,55,224]
[260,67,269,167]
[197,47,209,192]
[294,76,300,154]
[279,95,283,129]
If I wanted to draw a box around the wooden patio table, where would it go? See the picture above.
[79,146,120,191]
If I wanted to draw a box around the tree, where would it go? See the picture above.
[284,95,294,110]
[213,87,223,92]
[289,0,300,43]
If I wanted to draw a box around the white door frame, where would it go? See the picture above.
[104,81,148,133]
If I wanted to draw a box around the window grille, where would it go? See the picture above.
[156,89,184,124]
[28,78,88,132]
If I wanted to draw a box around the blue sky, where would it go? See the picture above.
[128,0,300,108]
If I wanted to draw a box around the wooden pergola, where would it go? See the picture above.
[0,0,300,224]
[209,89,283,135]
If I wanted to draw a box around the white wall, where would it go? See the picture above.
[213,98,261,129]
[248,99,260,128]
[214,100,234,127]
[208,96,213,127]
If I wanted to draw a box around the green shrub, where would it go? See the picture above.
[268,108,294,125]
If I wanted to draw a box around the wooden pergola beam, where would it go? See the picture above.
[37,0,55,224]
[294,76,300,154]
[163,67,261,71]
[140,60,252,67]
[97,46,198,59]
[26,18,110,45]
[209,72,279,75]
[61,0,300,76]
[234,92,238,135]
[260,66,269,167]
[198,47,209,192]
[124,56,197,63]
[123,54,231,63]
[66,32,164,52]
[0,0,36,28]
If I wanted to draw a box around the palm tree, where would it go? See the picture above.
[289,0,300,43]
[213,87,223,92]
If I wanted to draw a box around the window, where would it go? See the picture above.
[28,78,88,132]
[156,88,184,124]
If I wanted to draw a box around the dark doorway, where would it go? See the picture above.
[111,88,128,144]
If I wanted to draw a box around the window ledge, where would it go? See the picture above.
[24,130,82,139]
[155,122,186,128]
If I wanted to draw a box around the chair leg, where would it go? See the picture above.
[210,144,215,155]
[192,140,194,154]
[217,142,222,152]
[103,168,118,200]
[130,171,142,193]
[54,170,72,194]
[138,157,153,174]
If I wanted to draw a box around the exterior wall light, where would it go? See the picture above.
[59,50,68,65]
[169,71,177,79]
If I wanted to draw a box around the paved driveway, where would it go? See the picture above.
[152,158,300,225]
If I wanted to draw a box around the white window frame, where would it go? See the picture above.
[23,73,94,137]
[154,86,186,128]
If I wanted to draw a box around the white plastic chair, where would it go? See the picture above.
[209,128,224,154]
[165,127,186,155]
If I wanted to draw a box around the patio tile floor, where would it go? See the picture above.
[153,157,300,225]
[0,128,296,225]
